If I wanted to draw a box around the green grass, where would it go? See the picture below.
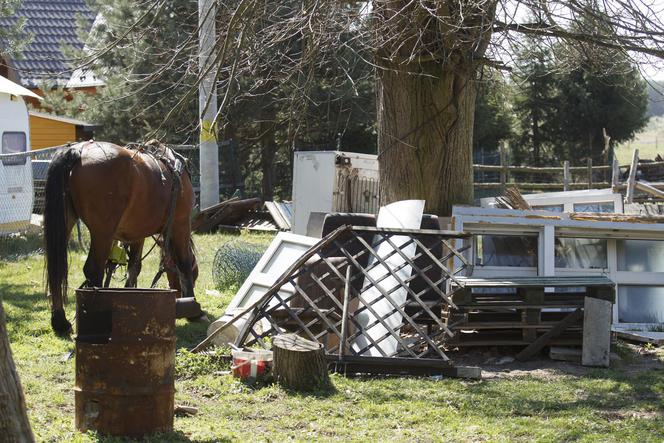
[1,232,663,442]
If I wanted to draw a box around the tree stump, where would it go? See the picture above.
[272,334,330,391]
[0,299,35,443]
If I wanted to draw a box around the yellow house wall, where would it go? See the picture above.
[29,115,77,150]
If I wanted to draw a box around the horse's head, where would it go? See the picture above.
[155,236,198,297]
[164,252,199,293]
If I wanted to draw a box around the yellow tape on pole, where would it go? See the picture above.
[200,119,217,142]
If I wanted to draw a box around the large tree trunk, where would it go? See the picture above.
[377,63,477,216]
[0,299,34,443]
[374,0,493,216]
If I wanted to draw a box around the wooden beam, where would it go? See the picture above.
[515,308,583,361]
[612,156,620,191]
[634,180,664,199]
[499,142,507,192]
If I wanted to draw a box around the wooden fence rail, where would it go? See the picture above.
[474,143,616,193]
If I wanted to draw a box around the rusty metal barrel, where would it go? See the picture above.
[75,288,177,438]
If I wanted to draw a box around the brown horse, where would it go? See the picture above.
[44,140,202,335]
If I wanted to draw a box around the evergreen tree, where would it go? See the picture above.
[473,71,514,156]
[512,41,559,165]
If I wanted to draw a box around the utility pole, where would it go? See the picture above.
[198,0,219,209]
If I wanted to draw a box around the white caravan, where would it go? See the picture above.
[0,76,41,234]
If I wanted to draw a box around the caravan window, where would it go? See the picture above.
[1,132,27,165]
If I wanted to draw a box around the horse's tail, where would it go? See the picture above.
[44,147,81,309]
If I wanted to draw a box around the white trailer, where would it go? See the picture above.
[291,151,379,235]
[0,76,41,235]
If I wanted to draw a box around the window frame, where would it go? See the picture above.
[1,131,28,166]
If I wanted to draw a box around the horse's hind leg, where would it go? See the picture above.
[124,239,145,287]
[83,233,114,288]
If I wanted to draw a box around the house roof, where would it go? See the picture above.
[29,110,97,128]
[0,0,96,89]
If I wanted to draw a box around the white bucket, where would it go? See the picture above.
[206,308,264,347]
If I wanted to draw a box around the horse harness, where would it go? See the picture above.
[107,141,190,287]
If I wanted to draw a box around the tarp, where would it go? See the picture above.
[0,75,42,100]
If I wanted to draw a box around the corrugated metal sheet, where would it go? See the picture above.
[265,201,293,230]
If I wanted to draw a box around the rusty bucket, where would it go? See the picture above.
[74,288,177,438]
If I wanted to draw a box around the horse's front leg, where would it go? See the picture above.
[125,239,145,287]
[170,230,203,319]
[83,233,114,288]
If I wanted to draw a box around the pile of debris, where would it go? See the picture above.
[192,198,292,233]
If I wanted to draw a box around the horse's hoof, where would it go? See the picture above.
[186,313,209,323]
[175,297,203,319]
[51,310,72,336]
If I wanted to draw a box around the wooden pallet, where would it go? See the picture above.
[447,277,615,356]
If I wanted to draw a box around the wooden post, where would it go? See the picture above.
[626,149,639,204]
[612,157,620,191]
[500,142,507,192]
[582,297,612,367]
[563,161,570,192]
[0,299,35,442]
[587,158,593,189]
[272,334,330,391]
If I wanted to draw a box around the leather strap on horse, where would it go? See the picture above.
[145,144,186,287]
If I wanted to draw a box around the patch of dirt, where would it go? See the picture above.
[446,342,664,380]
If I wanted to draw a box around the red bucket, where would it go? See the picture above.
[231,349,273,381]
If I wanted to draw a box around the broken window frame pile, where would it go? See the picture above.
[447,276,615,352]
[452,205,664,331]
[209,225,472,375]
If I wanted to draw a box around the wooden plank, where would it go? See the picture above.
[449,322,583,330]
[614,330,664,346]
[456,276,614,288]
[522,309,540,342]
[549,346,582,363]
[500,142,507,192]
[328,355,481,379]
[587,158,593,189]
[515,308,583,361]
[582,297,612,367]
[626,148,639,204]
[634,180,664,199]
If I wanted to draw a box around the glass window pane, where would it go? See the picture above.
[617,240,664,272]
[573,202,614,213]
[532,204,564,213]
[555,238,607,269]
[1,132,27,165]
[476,234,538,267]
[618,286,664,323]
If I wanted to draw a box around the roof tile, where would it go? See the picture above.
[0,0,96,88]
